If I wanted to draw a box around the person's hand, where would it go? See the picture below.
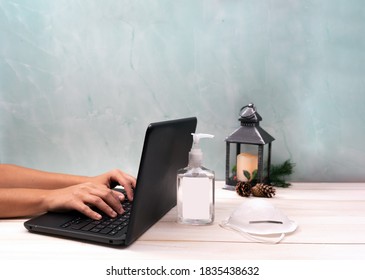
[90,169,136,201]
[44,182,126,220]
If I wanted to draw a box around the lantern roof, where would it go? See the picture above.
[225,104,275,145]
[225,125,274,145]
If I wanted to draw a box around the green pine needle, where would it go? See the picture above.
[269,159,295,188]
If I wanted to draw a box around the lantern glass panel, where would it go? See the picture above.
[226,143,238,186]
[258,144,271,182]
[226,143,271,187]
[236,144,259,182]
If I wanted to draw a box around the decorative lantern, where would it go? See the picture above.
[225,104,275,189]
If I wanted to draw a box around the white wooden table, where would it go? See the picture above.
[1,182,365,261]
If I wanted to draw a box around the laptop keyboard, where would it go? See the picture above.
[60,198,132,236]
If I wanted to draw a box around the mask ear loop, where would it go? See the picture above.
[220,220,285,244]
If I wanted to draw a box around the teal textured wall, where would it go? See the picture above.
[1,0,365,182]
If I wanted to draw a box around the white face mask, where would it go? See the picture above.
[220,199,297,244]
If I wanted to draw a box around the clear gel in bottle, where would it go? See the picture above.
[177,133,215,225]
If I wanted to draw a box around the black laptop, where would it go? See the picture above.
[24,117,197,246]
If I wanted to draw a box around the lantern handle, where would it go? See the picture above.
[239,103,256,119]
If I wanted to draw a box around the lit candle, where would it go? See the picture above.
[236,153,258,182]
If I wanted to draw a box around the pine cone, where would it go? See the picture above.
[251,183,276,198]
[235,181,252,197]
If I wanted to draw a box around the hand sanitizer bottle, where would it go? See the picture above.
[177,133,215,225]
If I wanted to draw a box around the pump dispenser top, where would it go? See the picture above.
[189,133,214,168]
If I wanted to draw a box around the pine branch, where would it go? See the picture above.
[268,159,295,188]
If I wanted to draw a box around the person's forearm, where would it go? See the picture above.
[0,188,49,218]
[0,164,90,189]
